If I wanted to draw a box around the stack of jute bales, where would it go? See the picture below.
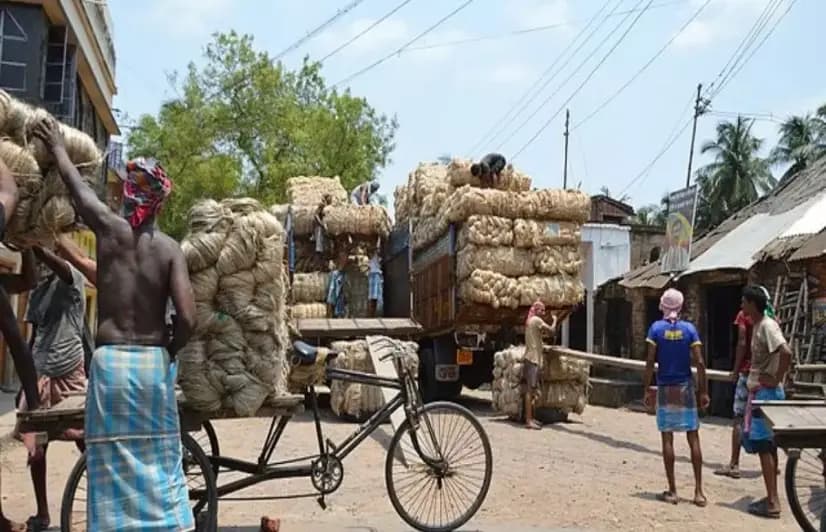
[395,158,588,310]
[328,339,419,419]
[0,90,102,247]
[280,176,391,320]
[177,198,290,417]
[492,345,591,418]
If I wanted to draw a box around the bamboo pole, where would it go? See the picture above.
[547,346,733,382]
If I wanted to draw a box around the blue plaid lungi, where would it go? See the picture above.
[85,345,194,532]
[368,271,383,301]
[742,385,785,454]
[656,381,699,433]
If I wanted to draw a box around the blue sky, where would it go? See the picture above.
[108,0,825,210]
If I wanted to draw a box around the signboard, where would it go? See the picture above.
[813,297,826,327]
[660,185,698,273]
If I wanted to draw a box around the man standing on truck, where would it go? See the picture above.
[471,153,507,188]
[10,243,95,532]
[0,158,41,532]
[523,301,557,430]
[34,118,196,532]
[312,194,331,254]
[351,180,380,206]
[327,250,349,318]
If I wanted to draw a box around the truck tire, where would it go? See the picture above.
[418,348,462,403]
[460,351,493,390]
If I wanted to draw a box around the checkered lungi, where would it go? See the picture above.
[656,381,699,433]
[368,271,383,301]
[733,373,749,417]
[85,345,194,532]
[742,385,785,454]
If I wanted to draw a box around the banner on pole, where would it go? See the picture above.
[660,185,698,274]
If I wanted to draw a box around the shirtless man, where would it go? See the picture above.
[0,159,40,532]
[34,118,196,532]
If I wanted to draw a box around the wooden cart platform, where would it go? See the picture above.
[753,400,826,449]
[16,391,305,441]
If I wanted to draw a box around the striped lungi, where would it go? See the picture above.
[85,345,194,532]
[656,381,699,433]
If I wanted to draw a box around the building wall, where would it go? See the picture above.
[590,197,632,224]
[629,225,666,269]
[0,3,49,101]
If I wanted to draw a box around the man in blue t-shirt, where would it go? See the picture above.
[643,288,710,508]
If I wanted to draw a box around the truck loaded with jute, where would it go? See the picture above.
[386,156,590,403]
[0,90,103,247]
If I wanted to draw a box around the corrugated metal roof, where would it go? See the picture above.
[790,230,826,262]
[618,158,826,289]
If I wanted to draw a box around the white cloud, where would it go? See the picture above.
[149,0,231,37]
[674,0,774,50]
[316,18,411,58]
[673,19,714,49]
[490,63,536,85]
[510,0,571,28]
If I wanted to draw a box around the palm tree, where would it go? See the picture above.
[631,204,666,226]
[769,114,826,183]
[696,116,775,230]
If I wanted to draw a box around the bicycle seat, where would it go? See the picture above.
[293,341,319,365]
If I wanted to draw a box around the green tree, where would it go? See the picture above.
[128,31,398,239]
[632,204,667,226]
[769,114,826,183]
[695,116,775,231]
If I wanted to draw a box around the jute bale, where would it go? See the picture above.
[443,186,590,223]
[329,339,419,419]
[447,158,532,192]
[543,381,589,415]
[518,273,585,308]
[323,204,391,238]
[458,270,521,309]
[408,163,451,218]
[179,198,289,416]
[292,272,329,303]
[411,215,449,251]
[286,176,348,206]
[512,219,581,248]
[394,185,410,227]
[288,206,316,236]
[456,244,534,280]
[290,303,327,319]
[457,215,513,247]
[533,245,583,275]
[270,204,289,226]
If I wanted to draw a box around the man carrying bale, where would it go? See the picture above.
[312,194,331,254]
[34,118,197,532]
[7,244,94,532]
[0,158,41,532]
[471,153,507,188]
[351,180,380,205]
[523,301,557,430]
[642,288,709,508]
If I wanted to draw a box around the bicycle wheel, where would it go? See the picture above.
[59,433,218,532]
[786,449,826,532]
[191,419,220,478]
[385,401,493,532]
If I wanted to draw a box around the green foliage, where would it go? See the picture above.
[769,112,826,183]
[128,31,397,239]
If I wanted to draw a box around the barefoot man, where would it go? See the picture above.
[34,118,196,531]
[523,301,557,430]
[643,288,709,507]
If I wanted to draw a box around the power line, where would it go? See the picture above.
[573,0,711,130]
[333,0,475,88]
[319,0,415,63]
[509,0,656,159]
[466,0,617,156]
[274,0,366,61]
[407,0,689,52]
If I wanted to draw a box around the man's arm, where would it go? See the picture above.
[32,246,72,285]
[775,344,792,385]
[0,286,38,409]
[32,119,114,232]
[643,342,656,390]
[691,343,710,408]
[55,234,97,286]
[0,248,37,294]
[541,315,558,335]
[731,324,747,378]
[168,248,195,357]
[0,157,18,225]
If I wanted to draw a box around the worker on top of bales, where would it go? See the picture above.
[643,288,709,508]
[34,118,196,532]
[312,194,332,254]
[523,300,557,430]
[0,158,40,532]
[351,180,380,206]
[471,153,507,188]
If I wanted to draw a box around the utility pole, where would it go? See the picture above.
[563,109,570,189]
[685,83,708,188]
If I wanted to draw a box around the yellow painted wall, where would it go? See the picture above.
[70,230,98,331]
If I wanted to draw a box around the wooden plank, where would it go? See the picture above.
[550,347,732,382]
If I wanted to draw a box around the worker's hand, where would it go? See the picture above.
[699,393,711,410]
[31,117,65,153]
[643,387,655,410]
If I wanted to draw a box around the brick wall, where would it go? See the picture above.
[629,226,666,269]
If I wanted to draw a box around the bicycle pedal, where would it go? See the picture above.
[317,496,327,510]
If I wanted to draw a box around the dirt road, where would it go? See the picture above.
[0,392,802,531]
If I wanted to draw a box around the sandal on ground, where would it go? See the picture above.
[24,516,49,532]
[747,498,780,519]
[693,494,708,507]
[714,464,741,479]
[657,491,678,505]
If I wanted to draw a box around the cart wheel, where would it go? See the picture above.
[786,449,826,532]
[192,419,220,479]
[59,433,218,532]
[385,401,493,532]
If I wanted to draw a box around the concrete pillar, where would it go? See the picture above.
[586,289,594,353]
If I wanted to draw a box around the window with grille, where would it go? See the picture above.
[0,10,28,92]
